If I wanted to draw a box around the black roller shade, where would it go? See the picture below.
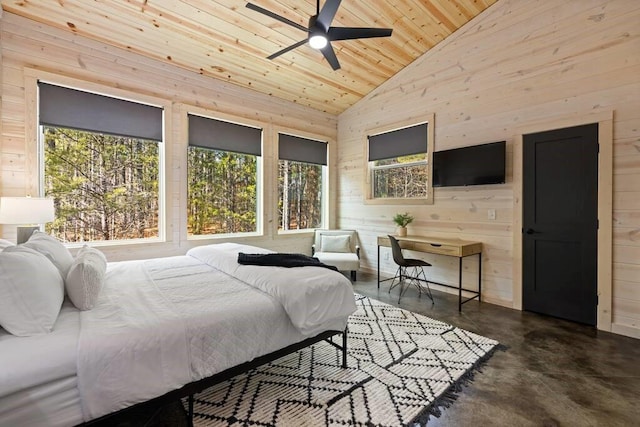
[278,133,327,166]
[38,82,163,141]
[188,114,262,156]
[368,123,427,161]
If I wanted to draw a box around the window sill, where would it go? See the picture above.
[277,229,316,236]
[187,231,263,240]
[364,197,433,206]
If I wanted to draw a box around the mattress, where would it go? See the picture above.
[0,243,356,426]
[0,301,84,427]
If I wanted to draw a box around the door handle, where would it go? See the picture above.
[525,228,536,235]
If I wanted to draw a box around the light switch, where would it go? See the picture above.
[488,209,496,220]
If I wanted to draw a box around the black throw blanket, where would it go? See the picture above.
[237,252,338,272]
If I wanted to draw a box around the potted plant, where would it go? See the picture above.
[393,212,414,237]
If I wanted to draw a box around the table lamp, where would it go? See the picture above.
[0,197,55,244]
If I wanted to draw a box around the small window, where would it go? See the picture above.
[187,114,262,236]
[366,120,433,204]
[39,82,164,242]
[278,133,327,231]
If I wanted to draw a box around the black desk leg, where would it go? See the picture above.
[458,257,463,312]
[377,245,380,289]
[478,253,482,303]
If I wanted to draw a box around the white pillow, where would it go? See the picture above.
[23,231,74,280]
[0,246,64,336]
[321,234,351,253]
[0,239,15,250]
[66,245,107,311]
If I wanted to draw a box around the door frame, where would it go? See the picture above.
[512,110,613,332]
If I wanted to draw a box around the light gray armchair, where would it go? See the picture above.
[312,229,360,281]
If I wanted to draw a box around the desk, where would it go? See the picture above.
[377,235,482,311]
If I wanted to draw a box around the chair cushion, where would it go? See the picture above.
[321,234,351,253]
[405,258,432,267]
[314,251,360,272]
[314,230,358,254]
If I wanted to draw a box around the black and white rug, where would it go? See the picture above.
[188,295,499,426]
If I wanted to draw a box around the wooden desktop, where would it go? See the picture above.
[377,235,482,311]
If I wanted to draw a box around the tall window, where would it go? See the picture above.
[39,82,163,242]
[187,114,262,236]
[278,133,326,231]
[368,122,431,201]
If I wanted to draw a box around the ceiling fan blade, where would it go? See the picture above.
[267,39,308,60]
[320,43,341,70]
[328,27,393,41]
[246,3,309,33]
[316,0,342,29]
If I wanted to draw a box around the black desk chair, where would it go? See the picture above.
[388,235,434,304]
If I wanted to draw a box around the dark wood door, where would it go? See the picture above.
[523,123,598,325]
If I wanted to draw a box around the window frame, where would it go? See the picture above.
[276,130,330,234]
[364,115,435,205]
[184,107,264,240]
[27,70,171,247]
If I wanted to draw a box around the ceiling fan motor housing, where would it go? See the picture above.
[246,0,392,70]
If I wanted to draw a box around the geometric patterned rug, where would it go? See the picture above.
[187,294,500,426]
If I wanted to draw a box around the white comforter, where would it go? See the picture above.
[187,243,357,336]
[77,244,356,421]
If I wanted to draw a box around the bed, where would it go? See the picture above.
[0,241,356,427]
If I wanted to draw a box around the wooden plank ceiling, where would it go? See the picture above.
[1,0,497,115]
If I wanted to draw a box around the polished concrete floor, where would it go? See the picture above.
[353,272,640,427]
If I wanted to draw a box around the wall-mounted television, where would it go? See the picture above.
[432,141,506,187]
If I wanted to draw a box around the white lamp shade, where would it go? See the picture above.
[0,197,55,224]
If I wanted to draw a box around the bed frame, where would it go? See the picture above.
[79,328,348,426]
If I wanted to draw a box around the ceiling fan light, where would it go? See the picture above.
[309,34,328,49]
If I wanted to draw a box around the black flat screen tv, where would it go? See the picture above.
[432,141,506,187]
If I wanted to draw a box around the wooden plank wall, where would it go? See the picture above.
[0,12,337,260]
[337,0,640,337]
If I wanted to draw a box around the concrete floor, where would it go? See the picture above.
[353,272,640,427]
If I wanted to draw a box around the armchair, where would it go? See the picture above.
[312,229,360,281]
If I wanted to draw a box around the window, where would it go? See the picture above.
[39,82,164,242]
[187,114,262,236]
[278,133,327,231]
[367,121,433,204]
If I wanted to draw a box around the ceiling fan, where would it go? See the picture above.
[246,0,393,70]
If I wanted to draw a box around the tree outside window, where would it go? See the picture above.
[278,160,323,230]
[43,127,160,242]
[277,133,327,231]
[372,154,428,198]
[186,113,261,237]
[187,147,257,235]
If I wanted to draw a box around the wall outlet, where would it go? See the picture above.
[488,209,496,220]
[384,252,390,260]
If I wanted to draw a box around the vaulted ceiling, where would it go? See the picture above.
[1,0,497,114]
